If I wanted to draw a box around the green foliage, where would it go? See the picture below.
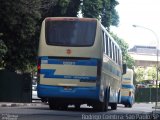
[110,33,135,69]
[41,0,81,18]
[110,0,119,26]
[0,0,41,72]
[101,0,119,28]
[41,0,119,28]
[82,0,119,28]
[135,67,145,82]
[111,8,119,26]
[101,0,110,27]
[147,66,160,80]
[0,39,7,66]
[147,67,156,80]
[82,0,103,19]
[135,66,160,84]
[0,0,119,72]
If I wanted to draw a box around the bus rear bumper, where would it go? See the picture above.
[37,84,99,100]
[121,96,133,104]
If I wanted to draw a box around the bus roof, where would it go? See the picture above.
[45,17,97,22]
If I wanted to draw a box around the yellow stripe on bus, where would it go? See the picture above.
[41,64,97,76]
[40,75,96,87]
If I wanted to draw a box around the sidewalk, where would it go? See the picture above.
[152,102,160,109]
[0,101,46,107]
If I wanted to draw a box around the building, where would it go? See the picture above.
[129,45,160,84]
[129,45,160,67]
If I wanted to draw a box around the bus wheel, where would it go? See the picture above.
[41,98,48,103]
[48,99,59,110]
[124,104,128,107]
[125,103,132,108]
[59,104,68,110]
[110,103,117,110]
[94,91,109,111]
[75,104,81,110]
[94,101,105,111]
[128,103,132,108]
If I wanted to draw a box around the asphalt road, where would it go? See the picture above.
[0,103,160,120]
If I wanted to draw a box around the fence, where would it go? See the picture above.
[135,88,160,102]
[0,69,32,103]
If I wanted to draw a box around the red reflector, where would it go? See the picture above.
[37,58,41,74]
[37,65,41,70]
[129,91,131,96]
[66,49,72,55]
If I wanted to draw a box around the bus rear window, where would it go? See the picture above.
[45,20,97,46]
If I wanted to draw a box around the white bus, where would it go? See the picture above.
[121,69,135,107]
[37,17,126,111]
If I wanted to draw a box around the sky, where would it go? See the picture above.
[110,0,160,49]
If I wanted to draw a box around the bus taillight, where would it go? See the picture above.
[37,58,41,77]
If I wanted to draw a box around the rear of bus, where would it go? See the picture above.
[37,17,102,108]
[121,69,135,107]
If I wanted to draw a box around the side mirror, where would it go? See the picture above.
[122,64,127,75]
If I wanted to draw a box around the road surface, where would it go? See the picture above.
[0,103,159,120]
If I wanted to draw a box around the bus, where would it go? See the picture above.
[37,17,126,111]
[121,69,135,107]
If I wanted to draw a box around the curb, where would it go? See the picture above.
[153,107,160,109]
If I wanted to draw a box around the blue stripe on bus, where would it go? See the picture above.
[40,69,97,81]
[123,78,131,80]
[104,63,121,77]
[39,56,121,77]
[40,56,48,60]
[48,59,97,66]
[122,85,134,89]
[40,56,98,66]
[37,84,99,100]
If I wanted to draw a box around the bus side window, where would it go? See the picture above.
[111,41,114,60]
[106,35,109,55]
[115,46,118,63]
[113,44,115,62]
[102,31,106,53]
[109,39,112,59]
[117,49,120,65]
[119,53,122,65]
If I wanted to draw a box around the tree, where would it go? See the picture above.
[0,0,119,72]
[82,0,119,28]
[101,0,119,28]
[0,39,7,66]
[147,67,156,80]
[147,66,160,81]
[110,33,135,69]
[135,67,145,83]
[0,0,41,72]
[41,0,119,28]
[41,0,80,18]
[82,0,103,19]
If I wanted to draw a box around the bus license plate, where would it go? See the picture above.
[64,86,72,91]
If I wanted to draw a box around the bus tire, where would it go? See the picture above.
[124,104,128,107]
[48,99,59,110]
[75,104,81,110]
[94,101,106,111]
[110,103,117,110]
[118,91,121,104]
[128,103,132,108]
[59,104,68,110]
[41,98,48,103]
[94,89,109,112]
[48,99,53,110]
